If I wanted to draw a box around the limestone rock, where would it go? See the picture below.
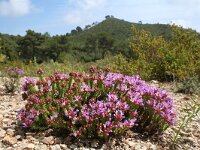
[50,144,61,150]
[2,135,17,146]
[0,128,6,138]
[6,128,15,136]
[42,136,54,145]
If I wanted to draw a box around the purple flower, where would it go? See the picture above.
[107,93,118,102]
[114,110,125,121]
[50,112,59,120]
[81,84,94,92]
[22,118,33,128]
[5,67,24,77]
[21,77,37,92]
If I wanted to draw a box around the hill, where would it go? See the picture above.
[0,17,199,62]
[69,17,172,46]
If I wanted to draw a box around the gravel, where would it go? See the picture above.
[0,79,199,150]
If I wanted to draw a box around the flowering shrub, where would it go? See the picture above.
[18,67,176,138]
[3,67,24,93]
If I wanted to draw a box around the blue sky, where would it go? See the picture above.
[0,0,200,35]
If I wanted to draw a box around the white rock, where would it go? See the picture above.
[35,144,48,150]
[0,128,6,138]
[42,136,54,145]
[2,118,11,124]
[26,143,35,149]
[50,144,61,150]
[60,144,69,150]
[6,128,15,136]
[2,135,17,146]
[70,144,77,149]
[0,114,3,121]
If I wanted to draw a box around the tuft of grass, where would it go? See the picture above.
[171,99,200,146]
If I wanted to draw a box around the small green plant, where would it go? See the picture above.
[171,99,200,146]
[3,67,24,93]
[175,77,200,94]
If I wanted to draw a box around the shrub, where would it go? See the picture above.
[127,25,200,81]
[18,67,176,139]
[3,67,24,93]
[175,76,200,95]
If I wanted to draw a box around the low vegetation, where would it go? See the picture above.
[18,67,175,139]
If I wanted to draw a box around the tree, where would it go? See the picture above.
[18,30,45,61]
[83,33,114,62]
[76,26,82,32]
[0,34,19,60]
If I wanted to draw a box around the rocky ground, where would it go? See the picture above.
[0,80,199,150]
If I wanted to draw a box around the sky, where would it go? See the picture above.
[0,0,200,35]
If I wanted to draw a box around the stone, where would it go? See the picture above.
[135,144,147,150]
[0,114,3,121]
[34,144,48,150]
[151,80,159,84]
[50,144,61,150]
[124,140,135,147]
[2,135,17,146]
[146,142,157,150]
[60,144,70,150]
[2,118,12,124]
[69,144,77,149]
[15,135,22,140]
[21,143,35,150]
[91,140,99,148]
[42,136,54,145]
[6,128,15,136]
[54,137,62,144]
[0,128,6,138]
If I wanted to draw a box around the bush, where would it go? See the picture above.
[175,76,200,94]
[18,67,176,139]
[3,67,24,93]
[126,25,200,81]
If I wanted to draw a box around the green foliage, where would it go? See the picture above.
[0,34,19,61]
[117,25,200,81]
[0,53,7,63]
[81,32,114,62]
[175,77,200,95]
[1,18,200,83]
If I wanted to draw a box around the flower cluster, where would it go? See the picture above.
[18,67,176,138]
[5,67,24,77]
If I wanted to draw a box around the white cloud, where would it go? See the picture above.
[0,0,34,17]
[63,0,106,24]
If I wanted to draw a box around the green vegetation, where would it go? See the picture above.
[0,16,200,84]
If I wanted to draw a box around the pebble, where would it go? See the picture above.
[25,143,35,150]
[35,144,48,150]
[60,144,69,150]
[0,129,6,138]
[50,144,61,150]
[0,80,199,150]
[6,128,15,136]
[42,136,55,145]
[0,114,3,121]
[2,135,17,146]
